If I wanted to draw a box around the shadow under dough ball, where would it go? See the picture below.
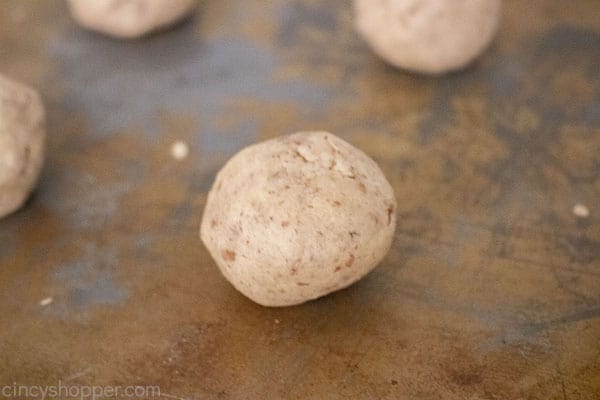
[354,0,501,74]
[200,131,397,307]
[0,75,45,219]
[68,0,197,39]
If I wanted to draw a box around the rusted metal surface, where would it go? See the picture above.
[1,1,599,399]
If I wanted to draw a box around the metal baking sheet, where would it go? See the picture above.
[1,1,599,398]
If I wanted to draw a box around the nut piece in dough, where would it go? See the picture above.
[68,0,197,39]
[0,75,45,219]
[354,0,501,74]
[200,131,397,307]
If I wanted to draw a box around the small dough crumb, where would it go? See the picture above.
[39,297,53,306]
[573,203,590,218]
[171,140,189,161]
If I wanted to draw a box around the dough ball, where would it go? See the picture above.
[67,0,197,39]
[0,75,45,219]
[200,131,397,307]
[354,0,501,74]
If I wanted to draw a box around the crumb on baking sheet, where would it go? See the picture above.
[573,203,590,218]
[170,140,189,161]
[39,297,53,306]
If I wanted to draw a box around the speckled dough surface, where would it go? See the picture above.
[354,0,501,74]
[68,0,197,38]
[201,131,397,307]
[0,75,45,219]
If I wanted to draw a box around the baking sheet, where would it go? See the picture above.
[0,1,599,398]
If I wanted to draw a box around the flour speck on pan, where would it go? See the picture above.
[573,203,590,218]
[170,140,190,161]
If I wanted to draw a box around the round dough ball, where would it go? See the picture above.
[200,131,397,307]
[67,0,197,39]
[354,0,501,74]
[0,75,45,219]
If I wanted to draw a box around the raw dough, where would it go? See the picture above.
[354,0,501,74]
[67,0,197,39]
[200,131,397,307]
[0,75,45,219]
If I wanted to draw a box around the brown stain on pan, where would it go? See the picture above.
[0,0,599,399]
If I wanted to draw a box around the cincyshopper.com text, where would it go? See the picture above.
[1,381,161,400]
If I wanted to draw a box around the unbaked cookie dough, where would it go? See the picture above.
[0,75,45,219]
[354,0,501,74]
[200,131,397,307]
[67,0,197,39]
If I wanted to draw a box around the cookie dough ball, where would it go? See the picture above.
[0,75,45,219]
[354,0,501,74]
[200,131,397,307]
[67,0,197,39]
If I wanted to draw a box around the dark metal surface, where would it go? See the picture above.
[1,1,599,399]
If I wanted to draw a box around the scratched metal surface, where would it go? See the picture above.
[1,1,599,399]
